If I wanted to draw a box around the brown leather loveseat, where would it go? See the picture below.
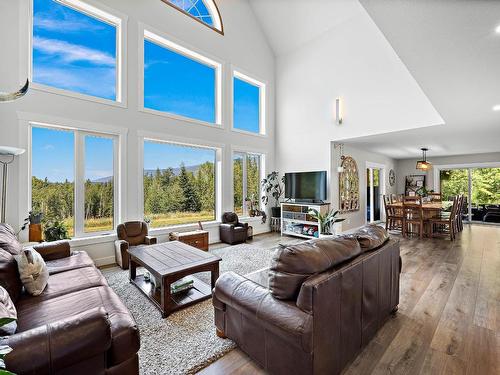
[0,224,140,374]
[213,225,401,375]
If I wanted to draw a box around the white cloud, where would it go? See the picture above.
[33,37,115,67]
[34,15,104,33]
[42,144,55,151]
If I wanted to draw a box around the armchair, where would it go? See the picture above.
[219,212,248,245]
[115,221,157,269]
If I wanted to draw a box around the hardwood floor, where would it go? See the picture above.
[199,224,500,375]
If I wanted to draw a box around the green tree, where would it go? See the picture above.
[179,164,201,212]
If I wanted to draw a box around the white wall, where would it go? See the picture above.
[395,152,500,195]
[275,0,443,196]
[332,144,396,231]
[0,0,275,265]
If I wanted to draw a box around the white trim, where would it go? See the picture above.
[139,25,223,127]
[231,69,267,136]
[17,112,126,241]
[365,162,386,224]
[27,0,128,106]
[140,135,224,229]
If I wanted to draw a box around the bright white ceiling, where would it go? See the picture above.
[249,0,500,159]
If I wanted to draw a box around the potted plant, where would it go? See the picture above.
[43,219,69,242]
[261,171,285,218]
[308,208,345,238]
[16,210,44,242]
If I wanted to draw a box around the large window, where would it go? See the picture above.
[233,152,262,216]
[31,125,117,238]
[32,0,121,101]
[143,140,217,227]
[143,31,221,125]
[233,72,265,134]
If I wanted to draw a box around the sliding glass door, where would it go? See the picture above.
[439,166,500,224]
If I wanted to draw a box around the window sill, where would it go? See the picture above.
[30,83,126,109]
[231,127,267,138]
[148,221,221,236]
[139,107,223,130]
[69,233,117,247]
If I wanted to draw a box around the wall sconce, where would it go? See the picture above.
[335,97,343,125]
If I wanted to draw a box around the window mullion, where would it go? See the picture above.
[74,132,85,237]
[242,154,248,216]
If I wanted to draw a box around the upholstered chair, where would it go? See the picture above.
[114,221,157,269]
[219,212,248,245]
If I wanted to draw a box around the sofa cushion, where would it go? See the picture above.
[16,286,140,366]
[269,237,361,300]
[15,248,49,296]
[17,266,107,304]
[0,249,23,303]
[0,224,22,255]
[45,251,95,275]
[0,285,17,335]
[351,225,389,252]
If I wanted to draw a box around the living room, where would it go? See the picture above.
[0,0,499,374]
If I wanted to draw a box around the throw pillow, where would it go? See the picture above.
[354,224,389,252]
[15,248,49,296]
[0,223,22,255]
[0,285,17,335]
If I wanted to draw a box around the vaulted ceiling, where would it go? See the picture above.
[249,0,500,158]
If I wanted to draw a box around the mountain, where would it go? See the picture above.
[91,164,203,183]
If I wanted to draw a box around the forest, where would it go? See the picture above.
[32,156,261,236]
[440,168,500,205]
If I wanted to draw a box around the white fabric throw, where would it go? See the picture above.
[15,248,49,296]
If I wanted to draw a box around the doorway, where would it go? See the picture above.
[435,164,500,224]
[366,163,385,223]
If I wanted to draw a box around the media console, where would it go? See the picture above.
[281,202,331,239]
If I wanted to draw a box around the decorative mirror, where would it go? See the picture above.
[339,156,360,212]
[389,169,396,186]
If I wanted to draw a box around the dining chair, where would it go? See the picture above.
[404,195,421,203]
[402,198,425,239]
[384,195,402,232]
[429,196,458,241]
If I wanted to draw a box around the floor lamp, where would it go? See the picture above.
[0,146,26,223]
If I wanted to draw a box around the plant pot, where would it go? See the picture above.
[29,223,43,242]
[271,206,281,218]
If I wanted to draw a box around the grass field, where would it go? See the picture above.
[60,211,215,238]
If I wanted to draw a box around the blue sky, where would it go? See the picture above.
[169,0,213,26]
[33,0,117,100]
[233,77,260,133]
[32,127,114,182]
[144,142,215,171]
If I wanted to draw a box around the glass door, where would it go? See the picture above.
[367,167,383,223]
[439,167,500,224]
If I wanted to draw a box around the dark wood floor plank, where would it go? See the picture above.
[198,224,500,375]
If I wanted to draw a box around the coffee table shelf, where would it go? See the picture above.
[128,241,221,318]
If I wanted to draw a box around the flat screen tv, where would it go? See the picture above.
[284,171,327,202]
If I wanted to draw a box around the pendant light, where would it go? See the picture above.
[416,148,431,171]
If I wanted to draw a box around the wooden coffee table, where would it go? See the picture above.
[128,241,221,317]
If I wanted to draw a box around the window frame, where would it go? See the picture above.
[139,27,223,128]
[139,132,223,230]
[160,0,224,35]
[232,70,266,136]
[231,148,265,218]
[28,0,127,107]
[28,122,120,239]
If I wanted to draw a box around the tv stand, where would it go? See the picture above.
[281,202,331,239]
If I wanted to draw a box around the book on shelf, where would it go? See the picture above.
[171,277,194,294]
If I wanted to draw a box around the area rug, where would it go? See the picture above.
[102,242,290,375]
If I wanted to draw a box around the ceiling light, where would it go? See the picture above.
[493,104,500,111]
[416,148,432,171]
[496,25,500,34]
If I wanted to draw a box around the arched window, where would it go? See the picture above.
[161,0,223,34]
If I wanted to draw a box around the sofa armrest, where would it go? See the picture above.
[236,222,249,229]
[2,307,111,374]
[32,240,71,261]
[219,223,235,231]
[115,239,129,252]
[145,236,157,245]
[214,272,312,351]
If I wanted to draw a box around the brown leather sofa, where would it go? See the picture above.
[0,227,140,375]
[115,221,157,269]
[213,225,401,375]
[219,212,248,245]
